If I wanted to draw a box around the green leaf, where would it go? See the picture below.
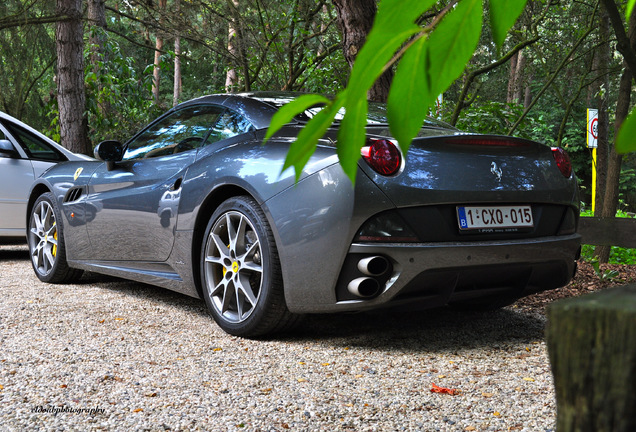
[616,107,636,154]
[282,94,346,181]
[346,0,437,100]
[489,0,527,48]
[388,0,483,152]
[628,0,636,19]
[264,94,331,142]
[337,96,368,183]
[387,37,431,153]
[427,0,483,94]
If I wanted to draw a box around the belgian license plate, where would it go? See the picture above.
[457,205,533,230]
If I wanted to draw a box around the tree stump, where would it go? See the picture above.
[546,284,636,432]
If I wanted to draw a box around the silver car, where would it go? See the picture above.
[0,112,92,242]
[26,92,581,337]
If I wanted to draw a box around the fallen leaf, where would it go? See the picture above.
[213,348,222,352]
[430,383,459,395]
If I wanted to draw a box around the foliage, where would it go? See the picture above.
[266,0,528,183]
[44,29,159,146]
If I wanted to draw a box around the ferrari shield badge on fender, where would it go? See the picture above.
[73,167,83,181]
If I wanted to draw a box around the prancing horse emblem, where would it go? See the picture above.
[490,162,502,182]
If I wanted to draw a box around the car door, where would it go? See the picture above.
[85,104,225,262]
[0,121,63,237]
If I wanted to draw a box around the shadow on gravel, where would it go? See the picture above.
[0,245,29,261]
[279,307,547,353]
[3,244,547,351]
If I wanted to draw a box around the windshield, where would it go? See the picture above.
[254,94,451,128]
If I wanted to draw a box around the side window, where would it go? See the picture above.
[206,109,254,145]
[2,122,65,162]
[123,105,224,160]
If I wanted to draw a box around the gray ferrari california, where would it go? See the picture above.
[27,92,581,337]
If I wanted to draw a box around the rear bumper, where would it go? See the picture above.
[298,234,581,313]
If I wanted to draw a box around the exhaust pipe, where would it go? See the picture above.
[357,256,389,276]
[347,277,380,298]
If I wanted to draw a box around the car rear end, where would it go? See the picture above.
[334,132,581,310]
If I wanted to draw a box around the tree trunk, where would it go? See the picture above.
[507,51,518,104]
[546,284,636,432]
[512,50,526,103]
[596,7,635,262]
[152,0,167,105]
[173,0,182,106]
[56,0,90,155]
[594,5,611,220]
[332,0,392,102]
[225,0,240,92]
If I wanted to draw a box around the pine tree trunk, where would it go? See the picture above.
[173,0,182,106]
[152,0,167,105]
[332,0,392,102]
[56,0,90,155]
[225,0,240,92]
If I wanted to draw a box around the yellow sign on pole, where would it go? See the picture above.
[587,109,598,212]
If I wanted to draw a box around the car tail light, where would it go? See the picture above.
[551,147,572,178]
[361,138,401,176]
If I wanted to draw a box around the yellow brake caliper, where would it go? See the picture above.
[52,222,57,257]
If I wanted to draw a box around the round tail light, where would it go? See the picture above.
[361,139,401,176]
[551,147,572,178]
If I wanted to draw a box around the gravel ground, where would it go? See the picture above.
[1,244,561,431]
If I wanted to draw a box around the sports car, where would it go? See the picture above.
[27,92,581,337]
[1,111,92,242]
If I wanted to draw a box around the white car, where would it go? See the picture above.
[0,111,92,242]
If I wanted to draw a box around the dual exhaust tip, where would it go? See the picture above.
[347,256,390,298]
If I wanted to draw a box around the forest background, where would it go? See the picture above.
[1,0,635,262]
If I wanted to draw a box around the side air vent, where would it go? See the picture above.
[64,187,84,203]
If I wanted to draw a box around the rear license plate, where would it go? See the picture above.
[457,205,533,230]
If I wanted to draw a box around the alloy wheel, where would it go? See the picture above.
[30,199,58,276]
[203,210,264,323]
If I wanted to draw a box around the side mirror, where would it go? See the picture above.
[0,139,19,158]
[94,140,124,171]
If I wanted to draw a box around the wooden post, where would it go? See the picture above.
[546,284,636,432]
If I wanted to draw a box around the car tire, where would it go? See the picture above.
[200,196,298,337]
[28,192,83,283]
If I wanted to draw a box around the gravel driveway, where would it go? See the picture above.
[1,245,555,431]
